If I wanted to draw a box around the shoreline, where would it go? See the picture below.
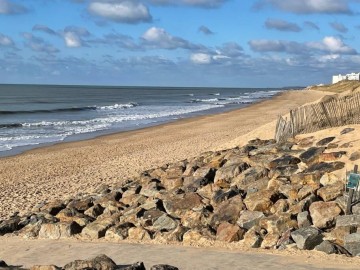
[0,89,328,220]
[0,90,285,159]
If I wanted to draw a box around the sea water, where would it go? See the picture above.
[0,84,284,156]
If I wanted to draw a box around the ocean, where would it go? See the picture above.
[0,84,284,157]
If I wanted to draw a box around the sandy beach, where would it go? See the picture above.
[0,90,329,220]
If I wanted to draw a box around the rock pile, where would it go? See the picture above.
[0,254,179,270]
[1,130,360,256]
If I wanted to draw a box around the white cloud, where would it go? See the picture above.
[308,36,356,54]
[256,0,352,14]
[64,32,82,48]
[190,53,212,64]
[89,1,152,24]
[142,27,200,50]
[0,33,14,46]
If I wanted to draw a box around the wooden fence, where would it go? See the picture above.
[275,92,360,143]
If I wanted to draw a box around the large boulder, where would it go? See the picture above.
[63,254,117,270]
[344,233,360,256]
[38,222,82,239]
[291,227,323,250]
[244,189,278,214]
[163,193,203,218]
[82,217,116,239]
[211,196,244,229]
[237,210,264,230]
[216,222,245,242]
[214,163,249,188]
[317,182,344,202]
[309,201,342,229]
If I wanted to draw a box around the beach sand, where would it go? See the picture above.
[0,90,329,220]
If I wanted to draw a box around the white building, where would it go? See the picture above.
[332,72,360,84]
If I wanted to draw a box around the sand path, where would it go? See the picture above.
[0,90,328,219]
[0,237,359,270]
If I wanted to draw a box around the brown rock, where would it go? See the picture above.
[82,217,115,239]
[105,222,135,241]
[259,213,297,235]
[261,233,280,249]
[244,189,278,214]
[38,222,82,239]
[216,222,245,242]
[211,196,244,229]
[128,227,151,241]
[162,177,184,190]
[309,201,342,229]
[163,193,203,218]
[242,226,263,248]
[30,266,60,270]
[214,163,249,188]
[317,182,344,202]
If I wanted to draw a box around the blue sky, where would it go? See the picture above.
[0,0,360,87]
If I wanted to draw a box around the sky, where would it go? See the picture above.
[1,0,360,87]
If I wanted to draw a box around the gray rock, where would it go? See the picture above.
[299,147,325,164]
[336,215,360,228]
[268,155,301,169]
[63,254,117,270]
[340,128,354,135]
[150,265,179,270]
[214,163,249,188]
[120,262,146,270]
[314,240,336,254]
[344,233,360,256]
[316,137,335,146]
[297,211,311,228]
[153,214,178,232]
[291,227,323,250]
[237,210,264,230]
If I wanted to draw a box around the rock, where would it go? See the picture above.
[297,136,315,148]
[317,182,344,202]
[259,213,297,235]
[84,204,105,219]
[67,197,94,212]
[344,233,360,256]
[142,209,164,227]
[291,227,323,250]
[182,228,214,243]
[309,201,342,229]
[121,262,146,270]
[38,222,82,239]
[316,137,335,146]
[350,151,360,161]
[153,214,178,232]
[82,217,115,239]
[305,162,345,174]
[336,215,360,228]
[211,196,244,229]
[261,232,280,249]
[0,217,21,235]
[105,222,135,241]
[216,222,245,242]
[212,188,238,204]
[320,173,340,186]
[268,155,300,169]
[161,177,184,191]
[150,265,179,270]
[327,143,338,149]
[237,210,264,230]
[193,166,216,181]
[63,254,117,270]
[163,193,203,218]
[314,240,336,254]
[276,229,293,248]
[270,199,289,214]
[340,128,354,135]
[233,166,269,190]
[180,210,203,228]
[56,208,93,227]
[128,227,151,241]
[352,204,360,215]
[165,166,185,179]
[244,189,278,214]
[297,211,311,228]
[243,226,263,248]
[40,200,66,216]
[214,163,249,188]
[0,260,8,267]
[30,266,60,270]
[299,147,325,164]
